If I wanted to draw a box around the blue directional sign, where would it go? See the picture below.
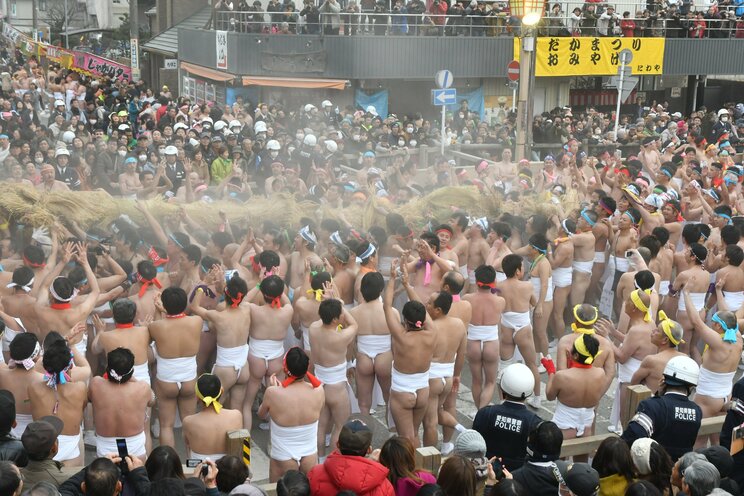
[431,88,457,106]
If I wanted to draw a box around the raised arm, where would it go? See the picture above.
[75,243,101,315]
[384,259,405,338]
[134,200,169,248]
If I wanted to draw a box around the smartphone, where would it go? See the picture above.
[186,458,202,468]
[201,465,209,478]
[116,438,129,474]
[491,458,505,481]
[625,250,634,258]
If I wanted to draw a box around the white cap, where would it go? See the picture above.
[304,104,316,112]
[266,140,281,151]
[55,147,70,157]
[61,131,75,144]
[214,120,227,131]
[201,117,214,125]
[254,121,267,133]
[164,145,178,155]
[173,122,188,131]
[117,124,129,131]
[229,119,242,129]
[322,100,332,108]
[644,193,664,210]
[54,99,65,107]
[303,134,317,147]
[325,140,338,153]
[366,105,378,116]
[663,355,699,386]
[499,363,535,399]
[718,108,729,117]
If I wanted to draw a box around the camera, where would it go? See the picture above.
[491,458,505,481]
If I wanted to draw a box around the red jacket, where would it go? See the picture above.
[308,452,395,496]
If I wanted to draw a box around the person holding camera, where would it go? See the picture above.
[372,0,389,35]
[300,1,321,34]
[343,0,361,35]
[319,0,342,34]
[407,0,426,35]
[390,0,408,35]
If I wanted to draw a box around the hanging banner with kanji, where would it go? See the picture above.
[514,37,665,77]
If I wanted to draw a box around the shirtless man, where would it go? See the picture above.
[28,331,89,466]
[37,164,70,192]
[606,207,640,315]
[293,271,331,355]
[0,333,42,438]
[683,289,742,442]
[183,373,243,460]
[351,272,393,416]
[463,265,504,409]
[2,267,39,361]
[569,209,597,308]
[466,219,490,293]
[631,312,685,391]
[148,287,203,448]
[34,243,100,352]
[258,347,324,482]
[242,275,293,430]
[434,225,459,268]
[527,234,553,367]
[439,270,472,453]
[555,304,615,379]
[595,290,657,434]
[177,244,203,293]
[589,196,616,303]
[715,245,744,314]
[91,298,153,450]
[288,226,323,296]
[498,255,541,406]
[383,259,436,445]
[550,219,575,337]
[191,274,250,409]
[89,348,153,460]
[128,260,164,323]
[119,157,143,197]
[632,193,666,238]
[309,299,358,458]
[401,275,466,450]
[448,213,470,290]
[405,234,452,301]
[670,243,709,360]
[328,245,355,307]
[544,334,612,456]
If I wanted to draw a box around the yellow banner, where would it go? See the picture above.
[514,37,665,77]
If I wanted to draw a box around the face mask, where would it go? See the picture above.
[139,154,147,161]
[409,139,417,147]
[90,119,97,124]
[35,157,43,164]
[296,133,304,140]
[398,139,405,147]
[118,150,126,157]
[353,134,360,141]
[459,113,464,118]
[406,127,414,133]
[270,151,279,159]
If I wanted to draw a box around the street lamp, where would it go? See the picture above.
[512,0,543,161]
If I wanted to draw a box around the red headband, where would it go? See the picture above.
[23,255,46,268]
[281,350,322,388]
[137,275,162,297]
[270,296,282,309]
[476,281,495,289]
[226,290,244,308]
[148,246,169,266]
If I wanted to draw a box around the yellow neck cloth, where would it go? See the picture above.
[658,310,684,346]
[307,289,323,302]
[571,304,598,334]
[630,289,652,322]
[195,382,223,414]
[574,334,602,365]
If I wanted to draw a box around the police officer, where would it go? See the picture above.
[163,145,186,193]
[621,355,702,461]
[54,147,81,190]
[472,363,543,470]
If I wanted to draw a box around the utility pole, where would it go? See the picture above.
[31,0,37,41]
[129,0,140,81]
[64,0,69,48]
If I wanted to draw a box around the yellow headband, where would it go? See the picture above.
[574,334,601,365]
[571,304,598,334]
[658,310,684,346]
[630,289,652,322]
[195,379,223,414]
[307,289,323,302]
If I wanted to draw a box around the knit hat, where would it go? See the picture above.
[453,429,487,457]
[630,438,656,475]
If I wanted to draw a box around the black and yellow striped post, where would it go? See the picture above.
[242,436,251,467]
[226,429,251,467]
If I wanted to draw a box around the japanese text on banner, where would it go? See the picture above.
[514,37,665,76]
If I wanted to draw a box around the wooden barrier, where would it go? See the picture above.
[226,429,251,466]
[621,385,653,428]
[259,483,277,495]
[415,446,442,475]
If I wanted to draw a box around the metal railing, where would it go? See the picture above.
[214,9,744,37]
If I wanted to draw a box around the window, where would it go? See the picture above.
[181,75,223,104]
[10,0,16,18]
[39,0,47,11]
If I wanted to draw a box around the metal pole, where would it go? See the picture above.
[130,0,140,81]
[31,0,37,41]
[511,84,516,113]
[515,31,534,161]
[440,103,445,157]
[64,0,69,48]
[613,61,625,142]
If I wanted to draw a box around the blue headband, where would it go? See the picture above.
[169,233,184,249]
[531,244,547,254]
[624,211,637,224]
[356,243,376,264]
[299,226,317,245]
[712,313,739,344]
[717,212,733,225]
[581,210,596,227]
[661,168,673,178]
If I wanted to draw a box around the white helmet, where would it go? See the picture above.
[201,117,214,125]
[61,131,76,144]
[254,121,267,133]
[55,147,70,157]
[303,134,317,147]
[718,108,730,117]
[214,120,227,131]
[164,145,178,155]
[663,355,699,387]
[229,119,242,130]
[54,99,65,107]
[266,140,281,151]
[499,363,535,399]
[304,104,316,113]
[321,100,332,108]
[325,140,338,153]
[173,122,188,132]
